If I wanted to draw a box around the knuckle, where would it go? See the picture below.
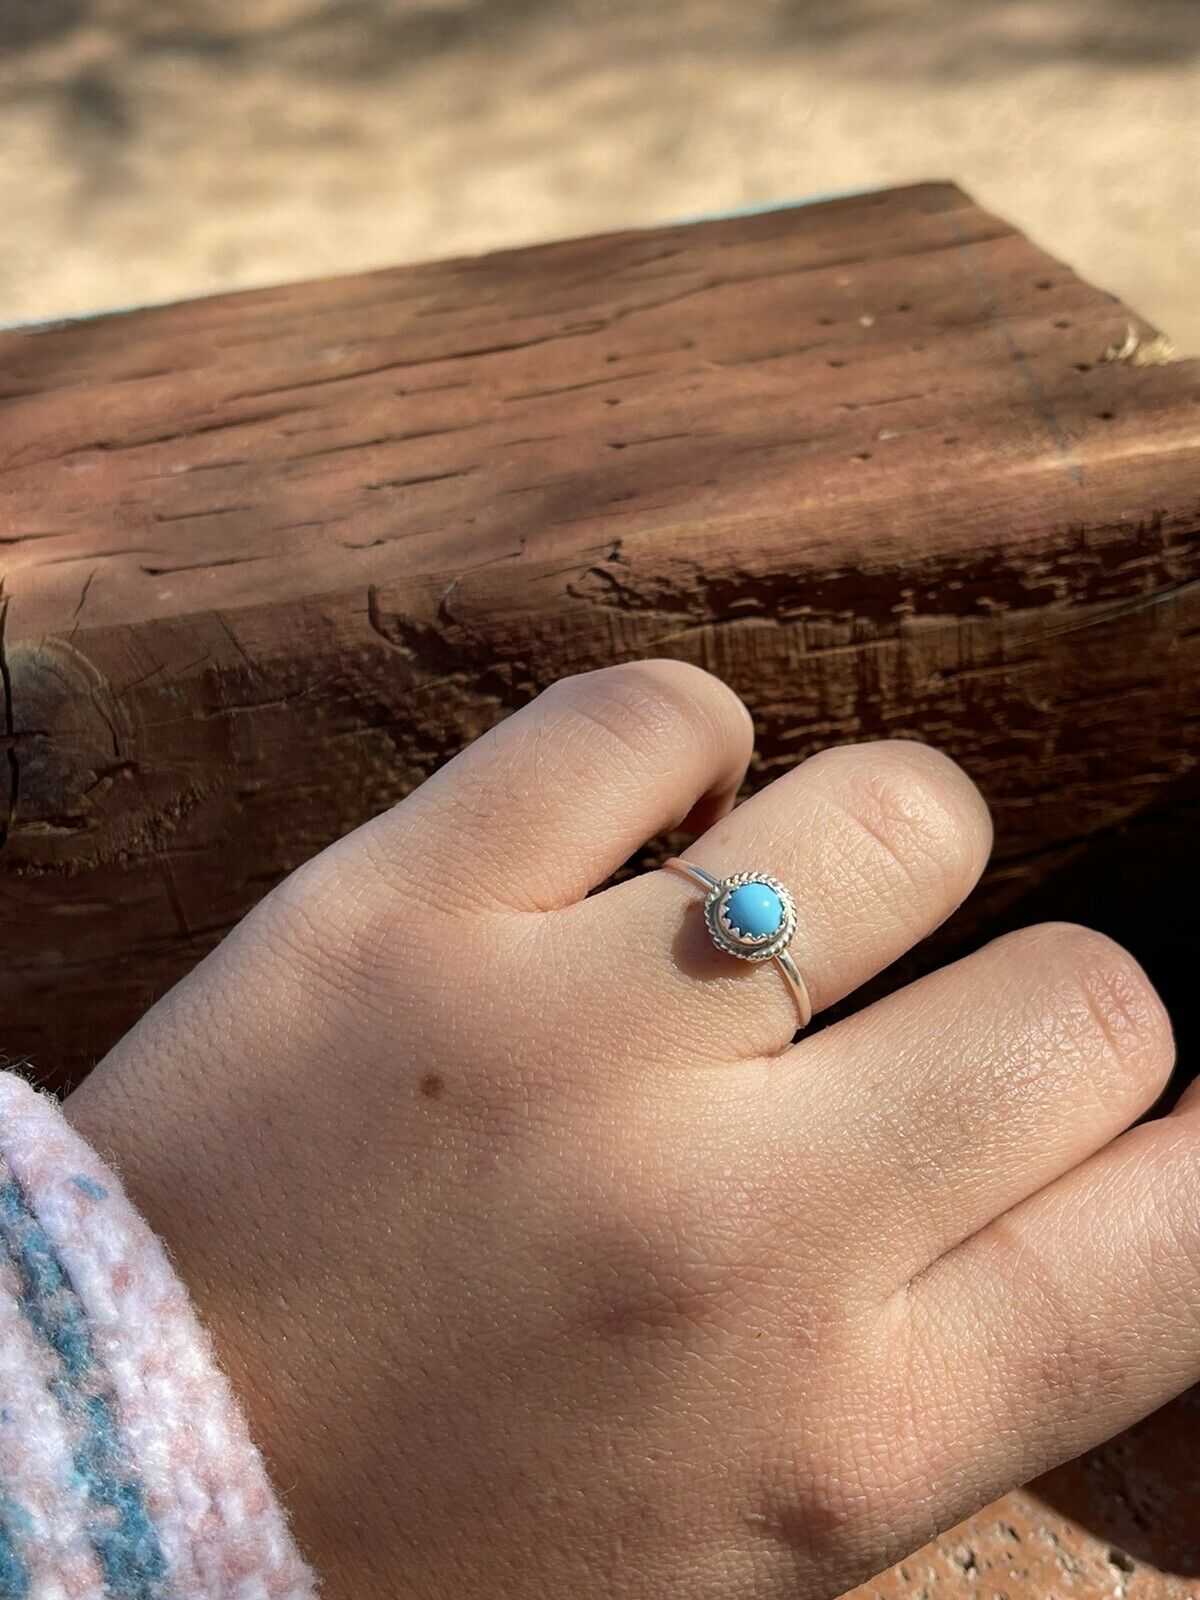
[819,741,989,904]
[581,1232,725,1349]
[1042,923,1173,1080]
[756,1354,931,1574]
[979,1210,1138,1420]
[253,858,377,991]
[755,1450,873,1567]
[996,923,1174,1101]
[1147,1124,1200,1283]
[254,843,430,999]
[574,656,733,707]
[573,1132,765,1351]
[983,924,1174,1111]
[547,659,750,764]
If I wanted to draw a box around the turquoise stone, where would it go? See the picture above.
[724,881,784,939]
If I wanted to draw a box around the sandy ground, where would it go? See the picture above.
[0,1,1197,348]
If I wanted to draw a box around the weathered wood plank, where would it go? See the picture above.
[1,180,1199,1600]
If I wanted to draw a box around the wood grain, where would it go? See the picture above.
[0,179,1198,1597]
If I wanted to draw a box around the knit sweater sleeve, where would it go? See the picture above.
[0,1071,319,1599]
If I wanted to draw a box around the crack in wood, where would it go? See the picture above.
[941,207,1086,486]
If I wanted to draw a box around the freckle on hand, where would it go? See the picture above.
[419,1074,446,1100]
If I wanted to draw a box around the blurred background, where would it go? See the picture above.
[0,0,1197,346]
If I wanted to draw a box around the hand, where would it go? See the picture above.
[67,661,1192,1600]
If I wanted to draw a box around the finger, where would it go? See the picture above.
[773,924,1175,1290]
[582,738,992,1062]
[585,736,998,1062]
[351,660,754,913]
[900,1083,1197,1516]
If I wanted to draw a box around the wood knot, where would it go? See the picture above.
[0,637,132,850]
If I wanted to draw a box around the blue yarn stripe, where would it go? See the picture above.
[0,1503,29,1600]
[0,1180,167,1597]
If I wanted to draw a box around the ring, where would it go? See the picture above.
[662,858,813,1032]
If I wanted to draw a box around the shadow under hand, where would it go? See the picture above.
[976,770,1200,1107]
[1031,1387,1200,1576]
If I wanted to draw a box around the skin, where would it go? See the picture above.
[65,660,1198,1600]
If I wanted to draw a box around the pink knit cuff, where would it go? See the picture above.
[0,1072,319,1598]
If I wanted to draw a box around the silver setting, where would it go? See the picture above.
[703,873,797,963]
[660,856,814,1033]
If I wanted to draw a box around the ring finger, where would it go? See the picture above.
[577,736,993,1065]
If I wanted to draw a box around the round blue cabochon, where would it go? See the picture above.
[723,882,784,938]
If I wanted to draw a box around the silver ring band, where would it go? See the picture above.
[662,857,813,1033]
